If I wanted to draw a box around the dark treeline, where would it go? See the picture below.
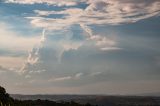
[0,86,95,106]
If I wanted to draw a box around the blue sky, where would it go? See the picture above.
[0,0,160,95]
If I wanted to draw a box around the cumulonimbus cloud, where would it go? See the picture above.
[6,0,160,74]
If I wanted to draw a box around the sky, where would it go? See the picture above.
[0,0,160,95]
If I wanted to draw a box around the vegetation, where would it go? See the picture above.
[1,86,160,106]
[0,86,14,106]
[0,86,95,106]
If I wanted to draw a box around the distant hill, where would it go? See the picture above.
[1,85,160,106]
[11,94,160,106]
[136,92,160,97]
[0,86,95,106]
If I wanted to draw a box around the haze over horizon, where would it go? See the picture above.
[0,0,160,95]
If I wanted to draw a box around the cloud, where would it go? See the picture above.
[0,65,17,72]
[26,0,160,28]
[23,0,159,53]
[25,75,31,79]
[84,0,160,24]
[20,29,46,73]
[0,22,40,52]
[4,0,160,27]
[3,0,160,80]
[0,65,10,71]
[89,71,102,76]
[80,24,120,51]
[0,56,25,69]
[75,72,83,79]
[48,72,84,82]
[49,76,72,82]
[5,0,82,6]
[28,69,46,74]
[100,47,122,51]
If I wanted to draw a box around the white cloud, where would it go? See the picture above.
[80,24,119,51]
[0,22,47,74]
[25,75,31,79]
[24,0,160,53]
[49,76,72,82]
[27,0,160,27]
[49,73,84,82]
[89,72,102,76]
[84,0,160,24]
[0,22,40,52]
[20,29,46,73]
[54,76,72,81]
[28,69,46,74]
[75,72,83,79]
[5,0,82,6]
[100,47,122,51]
[4,0,160,75]
[5,0,160,26]
[0,65,17,73]
[0,22,40,73]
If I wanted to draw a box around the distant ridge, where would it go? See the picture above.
[136,92,160,97]
[11,94,160,106]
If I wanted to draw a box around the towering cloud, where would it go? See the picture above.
[0,0,160,94]
[18,0,160,73]
[20,29,46,73]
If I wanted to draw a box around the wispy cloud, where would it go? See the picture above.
[80,24,119,51]
[48,72,84,82]
[49,76,72,82]
[23,0,159,57]
[5,0,81,6]
[75,72,83,79]
[25,75,31,79]
[0,65,17,73]
[26,0,160,28]
[89,71,102,76]
[29,70,46,74]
